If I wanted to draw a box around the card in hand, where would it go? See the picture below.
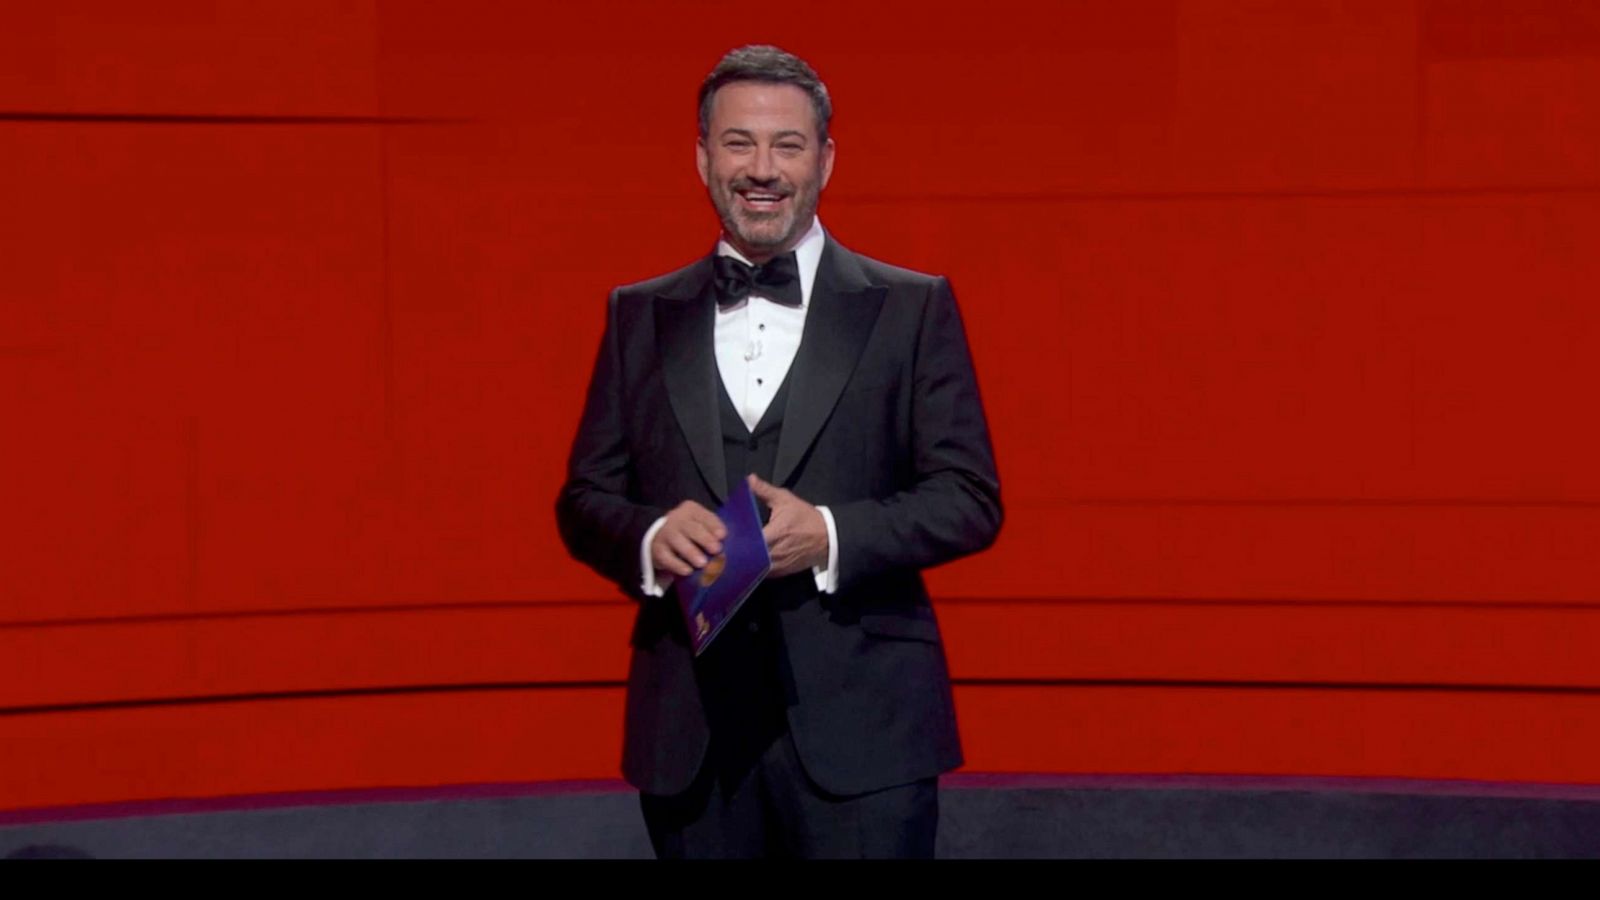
[673,478,771,656]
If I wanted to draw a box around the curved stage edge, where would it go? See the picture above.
[5,773,1600,858]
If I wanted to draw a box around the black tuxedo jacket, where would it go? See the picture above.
[556,237,1002,797]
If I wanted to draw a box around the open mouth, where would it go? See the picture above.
[736,189,788,213]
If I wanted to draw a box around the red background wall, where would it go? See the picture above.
[4,0,1599,811]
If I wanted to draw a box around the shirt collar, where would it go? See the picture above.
[714,216,826,308]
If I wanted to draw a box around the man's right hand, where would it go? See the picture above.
[650,500,727,580]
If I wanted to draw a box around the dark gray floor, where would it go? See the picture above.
[6,777,1600,858]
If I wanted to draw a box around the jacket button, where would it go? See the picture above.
[748,620,761,633]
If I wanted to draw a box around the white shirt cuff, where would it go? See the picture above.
[638,516,669,597]
[813,505,839,594]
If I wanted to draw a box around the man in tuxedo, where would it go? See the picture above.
[556,45,1001,858]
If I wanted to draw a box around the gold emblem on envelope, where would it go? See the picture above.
[699,553,726,587]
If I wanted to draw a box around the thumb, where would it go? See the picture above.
[747,473,782,501]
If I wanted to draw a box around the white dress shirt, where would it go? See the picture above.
[639,217,840,597]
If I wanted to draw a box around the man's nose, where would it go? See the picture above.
[747,146,777,181]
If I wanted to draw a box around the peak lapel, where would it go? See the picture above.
[654,260,727,504]
[772,242,887,487]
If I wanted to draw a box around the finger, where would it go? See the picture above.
[681,504,727,540]
[666,531,710,569]
[747,473,784,503]
[652,546,694,577]
[651,534,696,575]
[679,519,724,555]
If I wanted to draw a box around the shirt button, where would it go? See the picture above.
[756,378,764,386]
[758,324,766,331]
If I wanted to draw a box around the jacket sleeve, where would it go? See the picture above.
[554,289,666,598]
[826,276,1003,590]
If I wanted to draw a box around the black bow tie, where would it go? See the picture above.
[713,253,802,309]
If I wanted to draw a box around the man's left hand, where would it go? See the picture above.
[747,474,829,578]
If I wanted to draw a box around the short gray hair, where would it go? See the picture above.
[697,45,832,143]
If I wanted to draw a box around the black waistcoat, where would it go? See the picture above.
[698,368,796,772]
[718,370,792,502]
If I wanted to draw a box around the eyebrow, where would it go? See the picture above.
[717,128,810,144]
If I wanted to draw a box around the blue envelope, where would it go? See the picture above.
[674,478,772,656]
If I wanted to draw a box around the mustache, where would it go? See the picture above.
[729,178,792,196]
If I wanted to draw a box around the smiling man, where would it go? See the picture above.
[556,45,1002,859]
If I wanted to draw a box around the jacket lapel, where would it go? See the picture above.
[654,259,728,504]
[772,240,887,487]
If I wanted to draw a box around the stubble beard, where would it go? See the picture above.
[713,180,820,260]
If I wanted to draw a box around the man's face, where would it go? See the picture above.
[697,81,835,262]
